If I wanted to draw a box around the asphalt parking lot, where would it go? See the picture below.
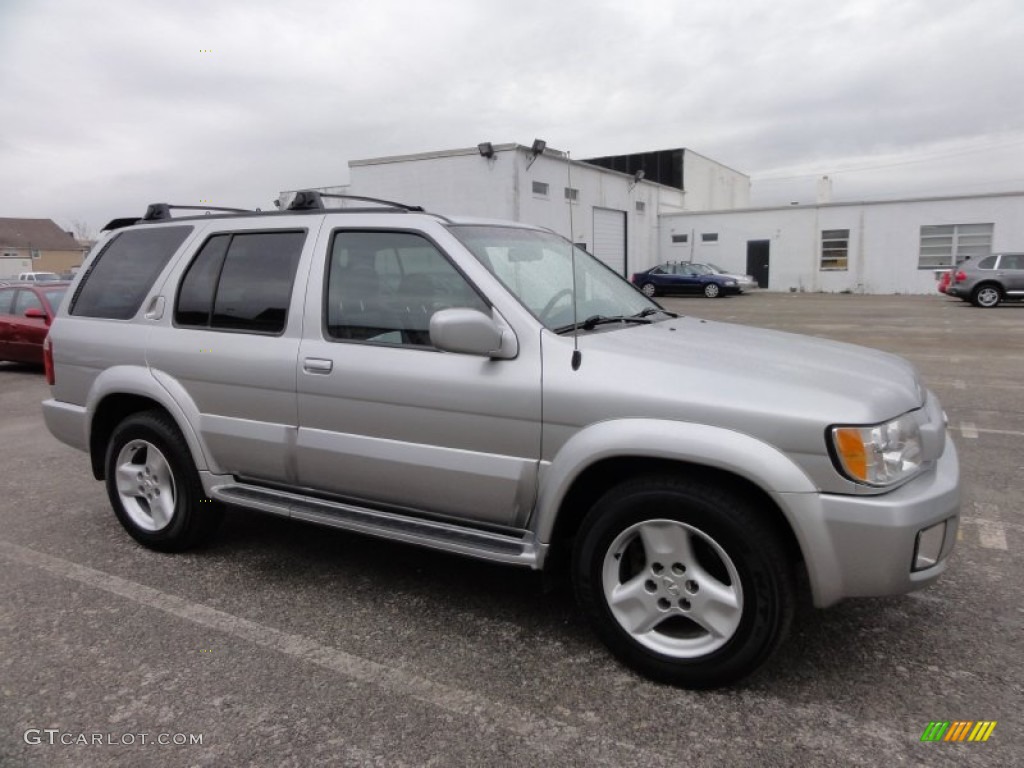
[1,292,1020,767]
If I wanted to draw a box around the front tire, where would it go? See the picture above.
[972,284,1002,308]
[704,283,721,298]
[572,476,795,688]
[104,410,223,551]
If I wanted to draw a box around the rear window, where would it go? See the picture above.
[175,230,305,334]
[70,226,192,319]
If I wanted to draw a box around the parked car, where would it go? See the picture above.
[700,262,758,292]
[17,271,61,283]
[42,194,959,689]
[946,253,1024,307]
[630,262,741,298]
[0,281,69,364]
[937,270,951,294]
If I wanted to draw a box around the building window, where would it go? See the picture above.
[821,229,849,270]
[671,234,688,245]
[919,223,993,269]
[701,233,719,243]
[532,181,549,197]
[2,251,18,259]
[564,187,579,202]
[635,201,646,213]
[31,249,41,259]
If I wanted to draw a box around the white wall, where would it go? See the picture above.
[658,192,1024,294]
[682,151,751,211]
[338,145,685,277]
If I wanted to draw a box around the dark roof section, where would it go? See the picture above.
[581,149,685,190]
[0,218,80,250]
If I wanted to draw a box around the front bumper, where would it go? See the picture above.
[777,438,960,608]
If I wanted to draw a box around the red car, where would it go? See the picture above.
[0,282,69,365]
[937,270,951,294]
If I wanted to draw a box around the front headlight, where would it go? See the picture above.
[725,280,737,286]
[830,412,923,487]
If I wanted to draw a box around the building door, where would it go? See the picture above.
[593,208,627,276]
[746,240,770,288]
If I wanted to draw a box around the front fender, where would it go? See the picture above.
[532,419,817,544]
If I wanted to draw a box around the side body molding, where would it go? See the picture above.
[530,419,818,544]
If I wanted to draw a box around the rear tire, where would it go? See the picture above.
[104,410,223,551]
[972,284,1002,308]
[572,476,795,688]
[641,283,658,297]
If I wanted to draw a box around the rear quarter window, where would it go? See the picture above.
[0,287,14,314]
[978,255,998,269]
[70,226,193,319]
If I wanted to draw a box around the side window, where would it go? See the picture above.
[999,254,1024,270]
[977,255,998,269]
[176,231,305,334]
[70,226,193,319]
[326,231,488,346]
[0,288,14,315]
[14,290,43,314]
[175,235,230,327]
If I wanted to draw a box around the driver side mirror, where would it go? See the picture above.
[24,307,49,323]
[429,308,517,359]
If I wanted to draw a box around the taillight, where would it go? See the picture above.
[43,335,55,385]
[955,271,967,282]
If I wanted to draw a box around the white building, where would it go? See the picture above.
[280,143,750,278]
[659,191,1024,294]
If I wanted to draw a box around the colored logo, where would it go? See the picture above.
[921,721,996,742]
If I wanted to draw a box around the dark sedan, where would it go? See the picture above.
[0,282,69,365]
[630,262,741,298]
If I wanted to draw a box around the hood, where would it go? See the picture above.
[542,316,924,458]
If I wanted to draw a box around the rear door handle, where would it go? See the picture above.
[303,357,333,374]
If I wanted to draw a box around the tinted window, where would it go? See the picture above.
[0,288,14,315]
[999,254,1024,270]
[211,232,305,333]
[175,235,230,327]
[326,231,487,346]
[71,226,192,319]
[14,290,43,314]
[978,255,998,269]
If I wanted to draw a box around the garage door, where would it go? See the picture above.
[592,208,627,276]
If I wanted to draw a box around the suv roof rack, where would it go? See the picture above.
[143,203,254,221]
[286,190,424,212]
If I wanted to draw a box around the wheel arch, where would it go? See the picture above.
[86,366,210,480]
[533,420,815,571]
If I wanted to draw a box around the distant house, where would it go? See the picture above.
[0,218,85,278]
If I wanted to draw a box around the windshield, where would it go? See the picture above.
[450,225,657,330]
[33,273,60,282]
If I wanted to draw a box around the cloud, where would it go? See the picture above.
[2,0,1023,229]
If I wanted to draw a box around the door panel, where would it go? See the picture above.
[296,229,542,527]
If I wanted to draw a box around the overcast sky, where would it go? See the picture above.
[2,0,1023,236]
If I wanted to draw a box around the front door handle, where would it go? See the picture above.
[303,358,333,374]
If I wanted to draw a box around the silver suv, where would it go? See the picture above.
[42,194,960,688]
[946,252,1024,307]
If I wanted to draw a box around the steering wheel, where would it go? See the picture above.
[538,288,574,324]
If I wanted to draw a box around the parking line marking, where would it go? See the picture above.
[959,422,979,439]
[0,540,659,765]
[962,515,1024,533]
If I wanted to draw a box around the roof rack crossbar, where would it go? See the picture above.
[286,190,424,212]
[143,203,254,221]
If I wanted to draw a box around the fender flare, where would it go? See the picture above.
[86,365,214,472]
[532,419,817,544]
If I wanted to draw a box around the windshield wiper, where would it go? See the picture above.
[633,307,678,319]
[554,314,653,334]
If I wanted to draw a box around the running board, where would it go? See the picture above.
[209,482,542,568]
